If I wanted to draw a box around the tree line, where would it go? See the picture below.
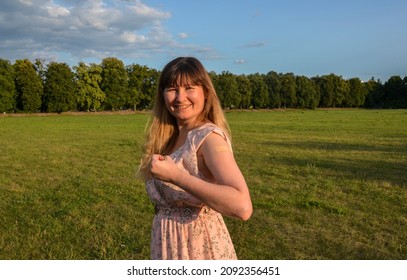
[0,57,406,113]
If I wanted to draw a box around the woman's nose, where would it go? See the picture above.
[175,88,186,100]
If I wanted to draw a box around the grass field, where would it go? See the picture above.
[0,109,406,260]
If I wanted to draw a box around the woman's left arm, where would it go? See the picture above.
[150,132,253,220]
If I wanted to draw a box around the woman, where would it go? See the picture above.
[139,57,252,260]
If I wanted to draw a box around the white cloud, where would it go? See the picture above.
[0,0,215,65]
[18,0,32,6]
[178,32,189,39]
[240,41,266,48]
[46,5,70,17]
[234,59,246,64]
[129,0,167,17]
[119,31,146,43]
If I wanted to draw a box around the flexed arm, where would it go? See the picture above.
[150,132,252,221]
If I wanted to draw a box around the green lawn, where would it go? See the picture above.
[0,109,406,259]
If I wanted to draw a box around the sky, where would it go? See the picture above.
[1,0,406,82]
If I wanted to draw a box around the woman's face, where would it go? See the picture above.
[163,84,205,127]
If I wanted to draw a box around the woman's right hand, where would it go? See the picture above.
[150,154,180,183]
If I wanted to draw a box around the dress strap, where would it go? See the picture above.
[190,123,232,152]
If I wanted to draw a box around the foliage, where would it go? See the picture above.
[101,57,129,110]
[248,73,268,108]
[0,59,16,113]
[74,62,105,112]
[264,71,282,109]
[314,75,334,107]
[126,64,159,110]
[34,59,47,82]
[216,71,240,109]
[43,62,76,113]
[364,78,384,108]
[0,56,406,113]
[13,59,43,112]
[296,75,319,109]
[332,74,350,107]
[279,73,297,108]
[346,78,368,107]
[235,74,252,109]
[141,68,159,110]
[382,76,407,108]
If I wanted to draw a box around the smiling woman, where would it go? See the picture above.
[138,57,252,260]
[163,84,206,126]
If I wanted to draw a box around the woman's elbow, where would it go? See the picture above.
[237,202,253,221]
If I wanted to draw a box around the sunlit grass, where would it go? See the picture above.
[0,109,406,259]
[227,109,406,259]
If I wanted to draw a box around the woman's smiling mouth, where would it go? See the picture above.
[173,104,192,110]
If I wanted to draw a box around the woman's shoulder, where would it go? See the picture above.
[195,122,219,131]
[190,122,223,140]
[189,122,230,151]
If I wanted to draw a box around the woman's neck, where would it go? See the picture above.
[177,119,206,134]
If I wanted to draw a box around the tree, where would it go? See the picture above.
[14,59,43,112]
[236,74,252,109]
[280,73,296,108]
[345,78,368,107]
[100,57,128,110]
[402,76,407,108]
[216,71,240,109]
[363,78,383,108]
[43,62,76,113]
[139,67,159,110]
[127,64,158,110]
[249,73,269,108]
[74,62,105,112]
[333,75,349,107]
[296,75,319,109]
[34,58,47,83]
[0,59,16,113]
[382,76,407,108]
[264,71,281,109]
[209,71,220,98]
[314,75,334,107]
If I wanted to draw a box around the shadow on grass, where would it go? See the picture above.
[267,140,407,187]
[269,139,407,154]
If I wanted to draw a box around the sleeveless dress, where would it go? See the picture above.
[145,123,237,260]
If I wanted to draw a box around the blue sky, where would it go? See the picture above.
[1,0,406,82]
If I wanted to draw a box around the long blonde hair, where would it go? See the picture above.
[138,57,230,180]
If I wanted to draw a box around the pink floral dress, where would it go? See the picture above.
[145,123,237,260]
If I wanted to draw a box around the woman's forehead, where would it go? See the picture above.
[167,73,200,87]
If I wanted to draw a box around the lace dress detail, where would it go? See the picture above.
[145,123,237,260]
